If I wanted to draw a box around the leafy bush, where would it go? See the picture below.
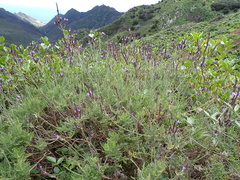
[0,25,239,179]
[211,1,240,13]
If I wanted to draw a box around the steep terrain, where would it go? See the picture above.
[14,12,46,27]
[0,5,123,45]
[0,8,45,45]
[98,0,240,42]
[40,5,123,42]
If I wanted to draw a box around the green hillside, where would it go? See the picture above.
[0,0,240,179]
[98,0,239,42]
[0,8,45,46]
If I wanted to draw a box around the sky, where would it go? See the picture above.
[0,0,161,23]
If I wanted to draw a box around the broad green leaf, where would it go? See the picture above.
[41,36,50,46]
[0,56,7,65]
[54,167,60,174]
[0,36,5,43]
[46,156,57,163]
[63,30,69,37]
[57,157,64,164]
[30,169,40,174]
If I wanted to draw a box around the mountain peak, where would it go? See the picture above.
[67,8,79,13]
[41,4,123,42]
[14,12,46,27]
[90,4,118,12]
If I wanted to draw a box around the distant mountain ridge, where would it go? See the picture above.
[0,5,123,45]
[2,0,239,47]
[40,5,123,42]
[0,8,45,45]
[14,12,46,27]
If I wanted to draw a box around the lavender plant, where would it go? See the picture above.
[0,26,239,179]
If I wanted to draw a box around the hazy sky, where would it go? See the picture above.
[0,0,160,23]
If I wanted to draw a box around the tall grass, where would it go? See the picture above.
[0,29,239,179]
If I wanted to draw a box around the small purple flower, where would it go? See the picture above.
[87,91,93,96]
[16,95,21,100]
[189,55,195,60]
[169,120,179,134]
[182,164,189,171]
[225,119,234,126]
[59,73,64,77]
[74,109,81,113]
[68,57,73,64]
[233,84,239,89]
[52,134,60,139]
[196,50,201,54]
[154,62,159,66]
[131,61,138,67]
[232,91,240,97]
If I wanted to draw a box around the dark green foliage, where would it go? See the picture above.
[98,0,219,41]
[138,5,155,20]
[211,0,240,14]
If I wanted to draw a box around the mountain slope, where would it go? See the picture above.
[14,12,46,27]
[41,5,123,42]
[99,0,224,40]
[0,8,45,46]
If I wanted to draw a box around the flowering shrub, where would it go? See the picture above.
[0,29,239,179]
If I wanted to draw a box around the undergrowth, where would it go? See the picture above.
[0,26,239,179]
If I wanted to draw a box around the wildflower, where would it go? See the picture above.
[154,62,159,66]
[87,91,93,96]
[225,119,234,126]
[59,73,64,77]
[74,109,81,113]
[131,61,138,67]
[231,91,240,97]
[169,120,180,134]
[52,134,60,140]
[182,164,189,171]
[16,95,21,100]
